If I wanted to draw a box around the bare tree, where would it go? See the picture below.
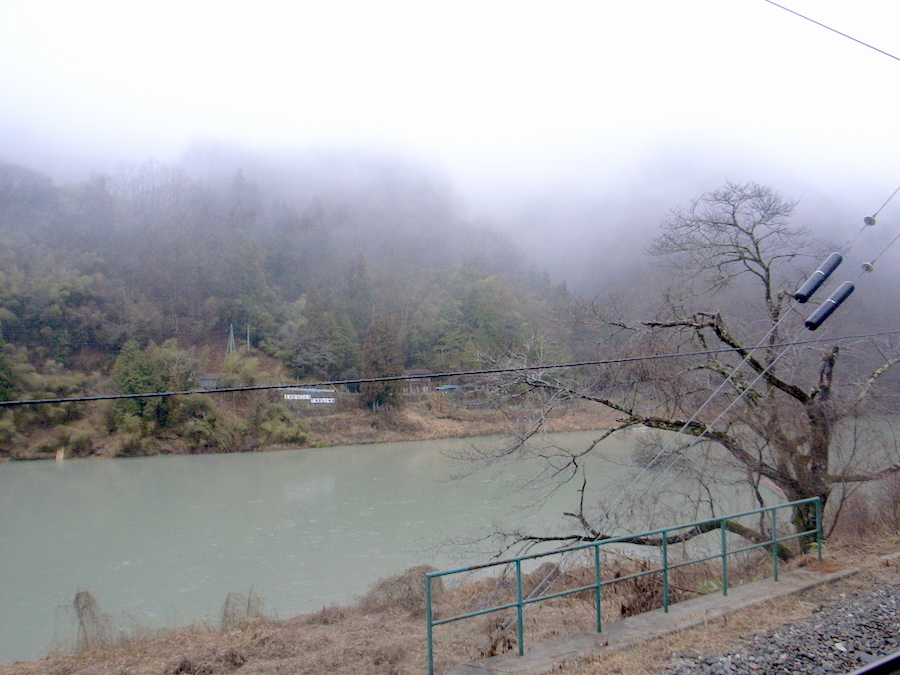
[466,181,900,557]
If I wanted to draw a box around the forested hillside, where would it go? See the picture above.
[0,156,573,458]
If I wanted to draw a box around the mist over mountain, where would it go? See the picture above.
[7,127,894,300]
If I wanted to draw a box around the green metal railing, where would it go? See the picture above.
[425,497,821,675]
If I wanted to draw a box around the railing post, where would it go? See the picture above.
[771,507,779,582]
[594,545,602,633]
[720,518,728,596]
[816,497,823,561]
[424,498,820,668]
[426,574,434,675]
[515,559,524,656]
[661,534,669,613]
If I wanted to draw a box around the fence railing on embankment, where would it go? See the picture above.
[425,497,822,675]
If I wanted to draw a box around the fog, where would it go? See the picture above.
[1,0,899,293]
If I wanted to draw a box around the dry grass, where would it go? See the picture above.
[0,553,707,675]
[300,397,617,448]
[1,536,897,675]
[562,536,900,675]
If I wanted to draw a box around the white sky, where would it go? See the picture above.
[1,0,899,206]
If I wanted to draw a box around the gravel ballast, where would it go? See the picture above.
[662,582,900,674]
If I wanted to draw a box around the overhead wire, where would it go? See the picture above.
[613,323,809,521]
[760,0,900,64]
[1,330,899,408]
[859,230,900,271]
[872,185,900,219]
[622,177,900,498]
[577,304,800,532]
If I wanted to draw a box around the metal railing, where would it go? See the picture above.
[425,497,822,675]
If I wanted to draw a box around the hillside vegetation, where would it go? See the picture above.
[0,156,574,459]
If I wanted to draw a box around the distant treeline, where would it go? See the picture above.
[0,157,577,458]
[0,158,579,372]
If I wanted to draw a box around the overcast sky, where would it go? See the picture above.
[1,0,899,216]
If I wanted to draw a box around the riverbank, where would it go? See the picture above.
[1,536,895,675]
[3,394,619,461]
[299,397,619,448]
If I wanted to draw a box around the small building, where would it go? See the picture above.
[403,369,434,396]
[200,373,224,389]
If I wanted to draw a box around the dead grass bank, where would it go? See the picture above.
[300,396,618,448]
[4,539,889,675]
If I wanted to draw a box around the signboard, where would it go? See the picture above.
[284,393,335,404]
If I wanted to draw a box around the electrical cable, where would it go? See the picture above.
[613,324,808,523]
[602,229,900,525]
[2,330,899,408]
[760,0,900,64]
[872,184,900,219]
[609,199,900,523]
[845,183,900,249]
[860,230,900,272]
[577,303,800,533]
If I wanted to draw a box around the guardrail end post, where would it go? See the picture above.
[516,560,524,656]
[594,546,602,633]
[771,508,779,582]
[426,574,434,675]
[662,536,669,613]
[721,519,728,597]
[816,497,823,562]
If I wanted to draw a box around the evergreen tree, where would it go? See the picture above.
[0,344,17,402]
[360,313,403,410]
[110,340,166,426]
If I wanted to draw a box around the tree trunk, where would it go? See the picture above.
[791,497,823,553]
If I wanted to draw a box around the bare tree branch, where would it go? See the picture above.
[459,181,897,562]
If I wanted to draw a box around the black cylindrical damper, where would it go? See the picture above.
[793,252,843,303]
[804,281,854,330]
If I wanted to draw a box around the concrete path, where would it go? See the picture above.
[444,565,859,675]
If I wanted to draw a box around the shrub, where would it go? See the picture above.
[358,565,442,616]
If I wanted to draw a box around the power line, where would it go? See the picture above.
[872,184,900,219]
[846,183,900,248]
[760,0,900,64]
[2,329,898,408]
[862,230,900,270]
[613,323,809,525]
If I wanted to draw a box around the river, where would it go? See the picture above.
[0,429,729,664]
